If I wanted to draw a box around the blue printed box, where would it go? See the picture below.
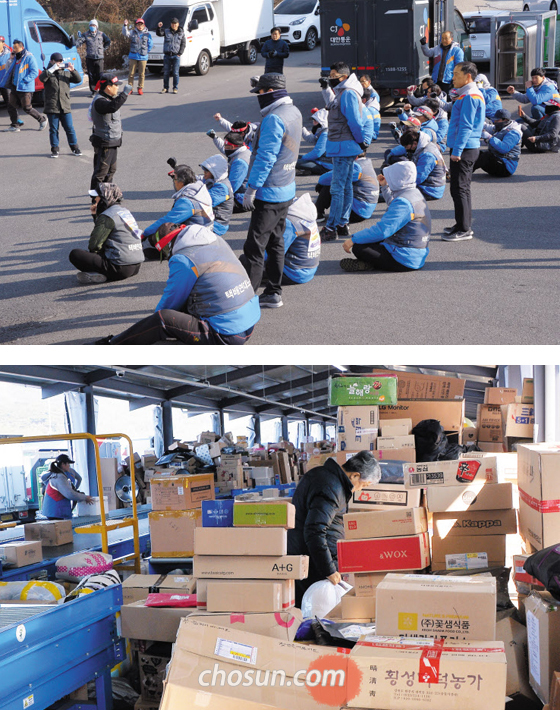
[202,499,234,527]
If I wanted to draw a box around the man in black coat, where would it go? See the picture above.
[39,52,82,158]
[287,451,381,607]
[261,28,290,74]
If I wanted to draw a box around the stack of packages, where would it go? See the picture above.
[216,453,245,493]
[148,472,215,559]
[476,378,534,453]
[193,499,307,618]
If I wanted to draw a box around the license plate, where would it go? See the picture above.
[471,50,485,57]
[149,54,164,60]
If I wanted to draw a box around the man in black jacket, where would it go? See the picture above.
[261,28,289,74]
[157,18,186,94]
[89,74,132,191]
[287,451,381,607]
[518,99,560,153]
[39,53,82,158]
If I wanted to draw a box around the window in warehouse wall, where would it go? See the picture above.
[326,424,336,441]
[0,382,66,436]
[261,417,282,445]
[310,422,323,441]
[95,396,156,457]
[172,409,217,442]
[223,413,255,446]
[288,420,302,447]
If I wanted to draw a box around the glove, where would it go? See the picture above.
[48,64,58,74]
[243,187,257,211]
[481,130,491,141]
[319,77,328,89]
[407,85,417,94]
[270,50,277,57]
[206,129,216,138]
[359,142,369,152]
[123,84,133,95]
[77,30,83,38]
[420,37,427,45]
[167,156,177,168]
[314,183,322,194]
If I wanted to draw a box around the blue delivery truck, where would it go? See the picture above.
[0,0,83,95]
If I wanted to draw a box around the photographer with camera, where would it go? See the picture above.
[39,52,82,158]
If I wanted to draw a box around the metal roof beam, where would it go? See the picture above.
[165,365,283,400]
[221,369,332,408]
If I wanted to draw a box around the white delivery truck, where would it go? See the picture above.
[142,0,274,76]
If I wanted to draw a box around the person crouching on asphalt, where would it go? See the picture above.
[200,154,234,235]
[4,39,47,132]
[315,152,379,222]
[157,17,185,94]
[69,183,144,284]
[518,99,560,153]
[39,53,82,158]
[95,222,260,345]
[474,109,523,177]
[340,162,431,273]
[122,17,153,95]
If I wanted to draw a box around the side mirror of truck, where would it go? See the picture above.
[67,35,76,48]
[188,19,199,31]
[314,6,320,14]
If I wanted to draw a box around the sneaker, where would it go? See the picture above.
[160,88,168,93]
[337,224,350,237]
[320,226,337,242]
[138,88,144,95]
[94,335,114,345]
[50,146,59,158]
[173,88,178,94]
[259,293,283,308]
[17,119,24,126]
[71,146,82,156]
[340,258,374,272]
[8,124,20,132]
[316,213,326,223]
[77,272,108,284]
[443,224,459,235]
[441,229,473,242]
[38,117,48,131]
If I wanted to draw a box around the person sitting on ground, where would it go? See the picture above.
[211,114,259,150]
[424,97,449,151]
[387,130,446,200]
[95,222,260,345]
[199,154,234,235]
[359,74,380,105]
[39,52,82,158]
[475,73,502,119]
[297,108,330,175]
[406,77,447,107]
[507,67,560,120]
[69,183,144,284]
[315,152,379,222]
[518,99,560,153]
[218,129,251,212]
[391,105,438,145]
[474,109,523,177]
[339,161,431,273]
[142,163,214,258]
[261,27,290,74]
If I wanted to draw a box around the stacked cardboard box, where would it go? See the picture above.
[518,443,560,551]
[337,405,379,452]
[477,386,534,452]
[525,591,560,704]
[216,454,244,492]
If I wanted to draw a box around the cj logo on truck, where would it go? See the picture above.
[330,18,351,45]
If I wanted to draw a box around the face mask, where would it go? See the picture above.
[90,26,96,32]
[494,121,507,132]
[545,106,558,115]
[329,77,342,88]
[312,124,319,134]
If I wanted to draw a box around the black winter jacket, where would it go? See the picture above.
[287,458,353,580]
[39,64,82,114]
[525,111,560,152]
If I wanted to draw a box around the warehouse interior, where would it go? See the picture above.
[0,364,557,710]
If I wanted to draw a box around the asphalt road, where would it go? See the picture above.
[1,40,559,346]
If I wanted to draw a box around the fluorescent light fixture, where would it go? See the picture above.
[332,365,348,372]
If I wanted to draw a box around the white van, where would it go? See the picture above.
[463,11,508,63]
[143,0,274,75]
[274,0,321,51]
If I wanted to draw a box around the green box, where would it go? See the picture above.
[233,502,294,528]
[329,376,398,406]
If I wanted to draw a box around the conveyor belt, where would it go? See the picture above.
[0,604,51,629]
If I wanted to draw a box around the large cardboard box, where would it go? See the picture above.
[232,501,295,528]
[477,404,504,443]
[431,532,506,571]
[376,435,415,450]
[343,507,427,540]
[337,532,430,574]
[24,520,73,546]
[353,572,387,597]
[329,375,398,406]
[376,574,496,641]
[0,540,42,567]
[337,405,379,451]
[432,509,518,538]
[379,400,465,435]
[160,574,197,595]
[341,592,376,621]
[379,418,412,436]
[525,592,560,704]
[484,387,518,405]
[503,403,535,438]
[123,574,163,605]
[205,580,292,613]
[370,370,466,401]
[426,481,514,513]
[193,555,309,580]
[150,474,214,511]
[518,443,560,550]
[403,458,495,489]
[186,609,303,642]
[120,599,195,642]
[350,483,422,510]
[201,499,234,528]
[496,616,535,699]
[149,510,202,558]
[461,451,518,483]
[194,527,287,556]
[374,447,416,463]
[348,637,507,710]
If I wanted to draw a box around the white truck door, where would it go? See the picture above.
[188,5,217,61]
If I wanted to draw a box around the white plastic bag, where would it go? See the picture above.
[301,580,352,619]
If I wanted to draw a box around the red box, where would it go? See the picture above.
[513,555,545,587]
[337,532,430,573]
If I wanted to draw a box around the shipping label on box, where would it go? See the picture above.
[350,483,422,510]
[329,376,398,406]
[379,418,413,436]
[431,533,506,571]
[433,509,518,538]
[337,405,379,451]
[344,507,427,540]
[150,474,214,511]
[233,502,295,528]
[337,532,430,574]
[379,400,465,435]
[426,482,513,513]
[403,459,494,489]
[376,435,415,450]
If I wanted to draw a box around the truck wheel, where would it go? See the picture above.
[241,43,258,65]
[305,27,318,51]
[147,65,162,74]
[195,50,211,75]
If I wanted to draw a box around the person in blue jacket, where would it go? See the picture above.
[362,88,381,140]
[321,62,368,242]
[0,37,22,126]
[122,18,153,95]
[507,67,560,119]
[443,61,486,242]
[221,129,251,211]
[297,107,330,175]
[391,130,446,200]
[474,109,523,177]
[240,73,302,310]
[3,39,47,132]
[261,28,290,74]
[142,164,214,258]
[473,74,502,119]
[420,30,464,94]
[200,154,234,235]
[424,98,449,151]
[340,162,431,272]
[96,223,260,345]
[315,153,379,222]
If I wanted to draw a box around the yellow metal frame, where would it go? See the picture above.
[0,432,141,573]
